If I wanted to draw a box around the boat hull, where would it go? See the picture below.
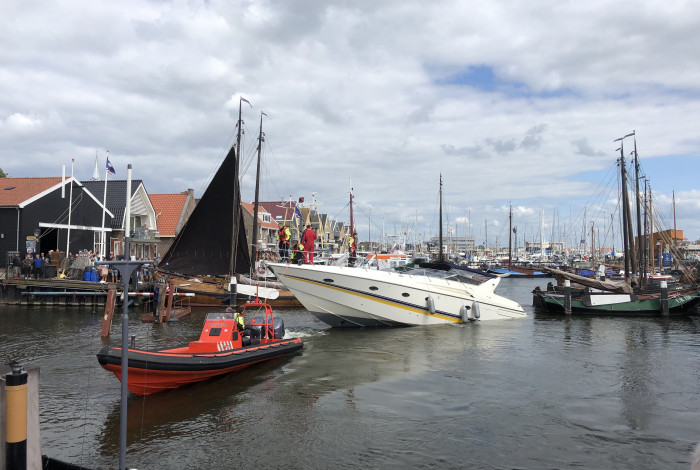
[97,337,303,395]
[154,271,301,307]
[268,263,525,327]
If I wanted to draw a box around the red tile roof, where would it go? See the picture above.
[242,202,279,229]
[149,193,188,237]
[0,177,64,207]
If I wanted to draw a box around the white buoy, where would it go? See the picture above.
[460,305,473,323]
[426,296,436,314]
[472,301,481,319]
[460,305,468,322]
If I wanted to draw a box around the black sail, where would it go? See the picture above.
[159,147,251,276]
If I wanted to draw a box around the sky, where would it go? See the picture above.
[2,0,700,251]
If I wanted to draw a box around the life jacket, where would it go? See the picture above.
[278,226,289,241]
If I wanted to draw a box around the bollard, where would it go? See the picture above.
[564,279,572,315]
[5,361,27,470]
[660,280,669,316]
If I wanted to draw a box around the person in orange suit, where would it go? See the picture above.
[301,224,317,265]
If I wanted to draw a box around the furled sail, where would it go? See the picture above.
[159,147,251,276]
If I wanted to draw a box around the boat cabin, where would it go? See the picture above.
[188,312,242,353]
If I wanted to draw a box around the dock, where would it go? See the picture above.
[0,277,150,306]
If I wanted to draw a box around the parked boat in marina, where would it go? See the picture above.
[156,102,299,308]
[532,267,699,315]
[533,133,699,316]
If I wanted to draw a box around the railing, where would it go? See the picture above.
[130,229,159,240]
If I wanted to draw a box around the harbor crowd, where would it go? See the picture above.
[7,249,154,284]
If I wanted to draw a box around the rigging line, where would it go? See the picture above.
[261,138,293,200]
[567,162,618,229]
[199,126,238,197]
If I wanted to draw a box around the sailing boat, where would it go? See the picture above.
[155,103,289,305]
[482,206,550,278]
[98,103,303,395]
[268,175,526,327]
[533,132,700,315]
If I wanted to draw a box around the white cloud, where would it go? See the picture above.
[2,0,700,243]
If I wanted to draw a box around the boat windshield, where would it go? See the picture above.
[206,312,234,320]
[403,267,485,286]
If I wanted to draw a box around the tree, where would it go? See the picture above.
[0,168,7,178]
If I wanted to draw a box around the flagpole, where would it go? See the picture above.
[65,158,75,257]
[101,151,109,257]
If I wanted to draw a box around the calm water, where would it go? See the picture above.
[2,278,700,469]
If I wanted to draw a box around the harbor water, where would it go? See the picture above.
[2,277,699,469]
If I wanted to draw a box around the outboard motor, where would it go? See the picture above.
[273,317,285,339]
[246,315,285,340]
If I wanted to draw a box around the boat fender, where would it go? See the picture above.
[426,296,436,315]
[472,301,481,319]
[460,305,474,323]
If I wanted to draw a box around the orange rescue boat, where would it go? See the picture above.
[97,297,303,396]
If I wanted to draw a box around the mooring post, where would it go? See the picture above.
[101,288,117,338]
[564,279,572,315]
[5,361,27,470]
[155,283,167,323]
[660,280,669,316]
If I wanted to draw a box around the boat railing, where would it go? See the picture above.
[243,298,275,339]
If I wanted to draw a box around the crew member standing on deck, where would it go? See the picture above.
[349,232,358,267]
[277,225,291,261]
[302,224,317,265]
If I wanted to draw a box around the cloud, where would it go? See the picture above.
[2,0,700,243]
[572,137,606,157]
[520,124,547,151]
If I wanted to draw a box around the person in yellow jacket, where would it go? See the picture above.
[234,312,245,331]
[277,225,291,261]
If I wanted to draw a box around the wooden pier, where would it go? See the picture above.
[0,277,149,306]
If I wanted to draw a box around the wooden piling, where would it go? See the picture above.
[660,280,669,316]
[564,279,572,315]
[101,288,117,337]
[162,282,174,323]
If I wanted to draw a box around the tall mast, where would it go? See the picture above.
[484,219,487,253]
[349,178,354,238]
[673,189,678,269]
[231,97,250,276]
[508,205,512,267]
[439,174,444,262]
[649,183,655,272]
[591,222,595,265]
[619,147,631,279]
[632,131,644,286]
[251,111,265,264]
[615,132,636,281]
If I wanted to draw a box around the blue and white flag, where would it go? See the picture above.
[293,206,302,220]
[241,97,252,107]
[106,157,116,176]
